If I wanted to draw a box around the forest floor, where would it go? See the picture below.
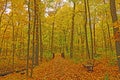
[0,54,120,80]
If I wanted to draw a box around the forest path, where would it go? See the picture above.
[32,54,119,80]
[33,54,84,80]
[0,53,120,80]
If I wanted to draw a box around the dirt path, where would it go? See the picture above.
[0,54,120,80]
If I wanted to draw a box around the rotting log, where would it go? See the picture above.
[0,68,26,76]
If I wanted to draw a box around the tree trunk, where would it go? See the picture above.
[51,21,55,59]
[70,2,75,58]
[93,13,96,55]
[31,0,36,77]
[86,0,94,59]
[110,0,120,70]
[35,0,39,66]
[39,1,43,62]
[11,1,15,71]
[84,0,90,59]
[35,16,39,65]
[26,0,31,78]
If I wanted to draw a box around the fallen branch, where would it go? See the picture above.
[0,68,26,76]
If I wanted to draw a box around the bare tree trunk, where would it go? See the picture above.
[110,0,120,70]
[80,25,84,57]
[77,27,80,53]
[70,2,75,58]
[11,1,15,71]
[26,0,31,78]
[93,13,96,55]
[35,0,39,66]
[51,21,55,59]
[35,16,39,65]
[84,0,90,59]
[31,0,36,77]
[39,1,43,62]
[86,0,94,59]
[12,13,15,71]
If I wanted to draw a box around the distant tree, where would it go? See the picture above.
[70,1,75,58]
[0,0,8,55]
[11,0,15,71]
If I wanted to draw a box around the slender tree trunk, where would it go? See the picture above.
[63,29,66,55]
[39,1,43,62]
[51,10,57,59]
[26,0,31,78]
[22,32,25,56]
[80,25,84,57]
[86,0,94,59]
[12,13,15,71]
[39,19,43,62]
[31,0,36,77]
[84,0,90,59]
[35,16,39,65]
[11,1,15,71]
[51,21,55,59]
[63,30,66,57]
[70,2,75,58]
[93,13,96,55]
[77,27,80,53]
[35,0,39,66]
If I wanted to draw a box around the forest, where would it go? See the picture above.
[0,0,120,80]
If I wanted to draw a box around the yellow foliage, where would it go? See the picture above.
[113,20,120,28]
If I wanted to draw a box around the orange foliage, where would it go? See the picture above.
[0,55,120,80]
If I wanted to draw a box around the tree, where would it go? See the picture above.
[11,0,15,71]
[86,0,94,59]
[84,0,90,59]
[0,0,8,55]
[70,1,75,58]
[35,0,39,66]
[39,1,43,63]
[26,0,31,77]
[31,0,36,77]
[110,0,120,70]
